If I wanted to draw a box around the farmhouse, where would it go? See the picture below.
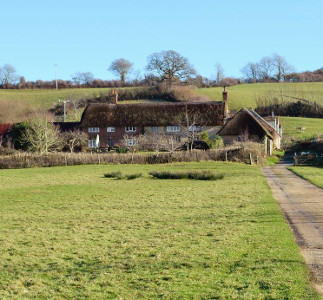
[80,89,282,155]
[80,90,226,148]
[218,108,282,155]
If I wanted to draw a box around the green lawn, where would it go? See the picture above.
[198,82,323,111]
[289,166,323,188]
[0,162,319,299]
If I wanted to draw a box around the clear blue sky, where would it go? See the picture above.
[1,0,322,81]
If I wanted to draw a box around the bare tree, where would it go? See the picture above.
[71,72,94,85]
[0,64,19,85]
[68,97,83,120]
[259,56,274,80]
[108,58,133,83]
[240,62,260,82]
[23,118,62,153]
[178,106,203,152]
[272,54,294,81]
[159,135,182,153]
[215,63,225,84]
[62,130,88,152]
[136,133,165,155]
[146,50,195,86]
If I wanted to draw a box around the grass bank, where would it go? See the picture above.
[0,162,319,298]
[198,82,323,111]
[289,166,323,188]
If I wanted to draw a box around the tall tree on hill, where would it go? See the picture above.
[108,58,133,83]
[259,56,274,80]
[215,63,225,84]
[0,64,19,85]
[240,62,261,82]
[71,72,94,85]
[146,50,196,86]
[272,53,294,81]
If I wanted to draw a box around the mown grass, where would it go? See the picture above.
[0,162,319,299]
[289,166,323,188]
[198,82,323,111]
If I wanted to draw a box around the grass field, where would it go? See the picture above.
[279,117,323,141]
[0,162,319,299]
[289,166,323,188]
[198,82,323,111]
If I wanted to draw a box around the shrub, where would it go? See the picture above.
[125,173,142,180]
[104,171,122,178]
[149,170,224,181]
[104,171,142,180]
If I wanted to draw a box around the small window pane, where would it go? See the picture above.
[152,126,158,133]
[107,127,115,132]
[88,127,99,133]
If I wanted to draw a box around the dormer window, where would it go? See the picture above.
[125,126,136,132]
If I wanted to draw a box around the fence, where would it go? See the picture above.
[294,154,323,166]
[0,148,265,169]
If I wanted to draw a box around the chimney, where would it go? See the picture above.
[110,89,118,104]
[222,86,229,115]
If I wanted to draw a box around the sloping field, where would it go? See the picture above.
[198,82,323,111]
[279,117,323,141]
[0,88,111,109]
[0,162,319,299]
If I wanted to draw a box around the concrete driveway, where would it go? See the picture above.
[262,165,323,294]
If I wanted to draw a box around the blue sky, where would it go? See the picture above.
[1,0,322,81]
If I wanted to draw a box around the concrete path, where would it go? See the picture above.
[262,165,323,294]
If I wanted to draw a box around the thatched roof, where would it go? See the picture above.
[218,108,280,139]
[80,102,225,127]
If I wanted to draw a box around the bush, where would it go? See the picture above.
[149,170,224,181]
[104,171,142,180]
[125,173,142,180]
[104,171,122,178]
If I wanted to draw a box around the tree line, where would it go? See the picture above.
[1,50,322,89]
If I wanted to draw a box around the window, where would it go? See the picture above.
[107,127,115,132]
[166,126,181,133]
[152,126,158,133]
[88,127,99,133]
[126,139,136,146]
[125,126,136,132]
[107,140,115,147]
[88,140,96,148]
[189,125,201,132]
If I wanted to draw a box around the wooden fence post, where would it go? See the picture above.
[249,153,253,165]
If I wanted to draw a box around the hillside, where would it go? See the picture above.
[198,82,323,111]
[0,83,322,142]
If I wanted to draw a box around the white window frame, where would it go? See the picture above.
[166,126,181,133]
[88,140,96,148]
[126,139,136,146]
[125,126,136,132]
[88,127,99,133]
[107,127,115,132]
[152,126,158,133]
[189,125,201,132]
